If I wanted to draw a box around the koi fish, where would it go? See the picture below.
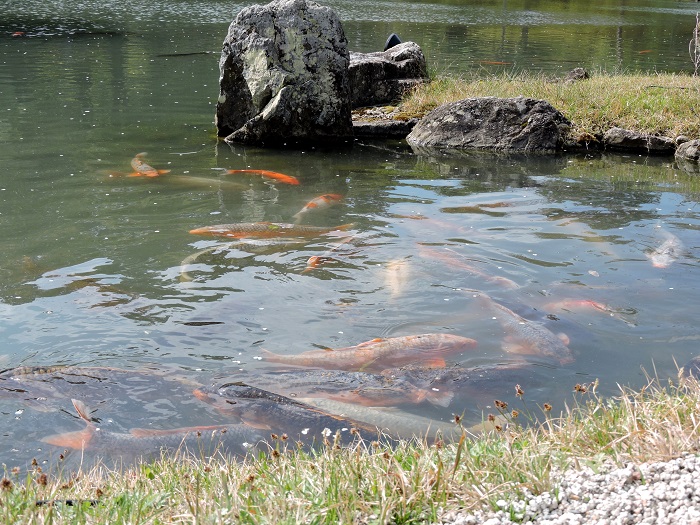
[297,397,465,441]
[477,294,573,365]
[301,235,357,273]
[225,169,299,185]
[193,383,385,445]
[224,368,453,407]
[189,222,354,239]
[41,399,265,461]
[418,245,520,289]
[292,194,343,223]
[129,153,170,177]
[646,232,683,268]
[260,333,478,372]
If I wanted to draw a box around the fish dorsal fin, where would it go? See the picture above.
[71,399,92,423]
[557,332,571,346]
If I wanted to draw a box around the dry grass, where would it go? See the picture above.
[399,71,700,143]
[2,375,700,524]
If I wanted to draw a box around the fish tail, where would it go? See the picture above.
[41,428,94,449]
[41,398,95,449]
[258,348,283,362]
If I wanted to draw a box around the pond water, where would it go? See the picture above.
[1,0,699,470]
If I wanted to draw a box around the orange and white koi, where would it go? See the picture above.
[260,333,478,372]
[189,222,354,239]
[293,194,343,223]
[225,169,299,185]
[129,153,170,177]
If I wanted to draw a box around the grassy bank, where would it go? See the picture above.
[398,71,700,144]
[2,376,699,524]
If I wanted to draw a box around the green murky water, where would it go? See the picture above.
[0,0,698,470]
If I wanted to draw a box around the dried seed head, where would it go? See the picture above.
[453,414,462,424]
[494,399,508,410]
[487,413,496,422]
[11,467,20,475]
[350,428,359,435]
[31,458,38,467]
[515,384,524,398]
[36,473,47,486]
[245,474,256,483]
[495,425,503,432]
[95,488,104,498]
[574,383,587,393]
[271,450,280,458]
[270,433,278,440]
[511,410,519,419]
[281,433,288,441]
[0,478,12,491]
[543,403,552,412]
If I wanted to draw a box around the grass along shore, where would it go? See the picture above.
[2,375,699,524]
[398,70,700,144]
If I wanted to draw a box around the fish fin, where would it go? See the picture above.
[127,172,142,177]
[258,348,283,361]
[426,389,454,408]
[423,358,446,368]
[157,169,170,175]
[135,152,147,158]
[41,428,93,449]
[557,333,570,346]
[334,223,355,232]
[502,341,532,355]
[71,399,93,423]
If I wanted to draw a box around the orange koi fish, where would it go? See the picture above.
[260,333,478,372]
[42,399,265,460]
[293,194,343,222]
[476,294,573,365]
[189,222,353,239]
[225,169,300,185]
[129,153,170,177]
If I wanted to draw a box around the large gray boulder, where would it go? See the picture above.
[407,96,571,154]
[349,41,428,108]
[215,0,353,146]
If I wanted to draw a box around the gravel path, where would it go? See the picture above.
[438,453,700,525]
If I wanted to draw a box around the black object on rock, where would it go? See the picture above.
[384,33,402,51]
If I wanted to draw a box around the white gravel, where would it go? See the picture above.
[438,452,700,525]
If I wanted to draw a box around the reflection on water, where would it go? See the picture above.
[1,0,699,470]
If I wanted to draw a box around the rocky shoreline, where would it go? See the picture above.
[438,453,700,525]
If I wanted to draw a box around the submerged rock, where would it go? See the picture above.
[215,0,353,147]
[406,96,571,154]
